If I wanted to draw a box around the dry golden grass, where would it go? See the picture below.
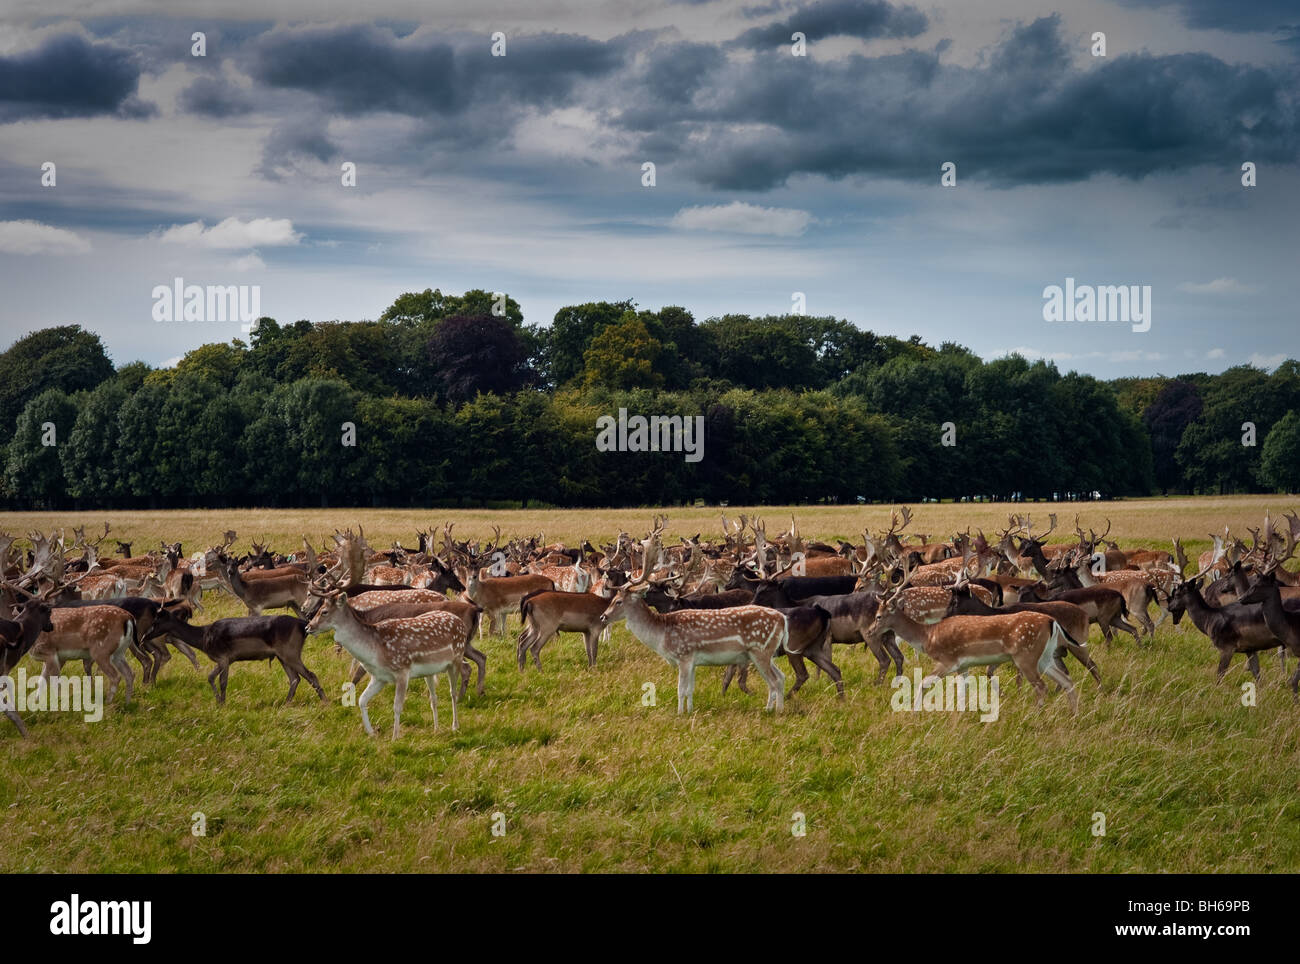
[2,495,1299,873]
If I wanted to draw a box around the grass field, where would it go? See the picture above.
[3,496,1300,873]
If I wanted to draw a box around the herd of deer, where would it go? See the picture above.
[2,508,1299,739]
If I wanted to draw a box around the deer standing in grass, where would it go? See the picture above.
[306,582,466,738]
[30,605,137,705]
[866,588,1084,711]
[597,580,789,714]
[0,595,55,735]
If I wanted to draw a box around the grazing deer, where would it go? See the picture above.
[306,586,466,739]
[866,590,1084,711]
[0,597,55,735]
[597,583,789,714]
[142,607,325,705]
[30,605,137,705]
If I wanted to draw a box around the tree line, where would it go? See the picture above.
[2,290,1297,508]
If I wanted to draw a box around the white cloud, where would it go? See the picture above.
[161,356,182,369]
[1178,277,1258,295]
[669,202,812,237]
[157,216,301,250]
[229,252,266,272]
[1207,347,1225,359]
[0,220,91,255]
[1248,352,1287,370]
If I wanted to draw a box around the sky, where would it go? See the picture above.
[0,0,1296,378]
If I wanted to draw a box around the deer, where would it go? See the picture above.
[596,576,789,714]
[346,589,485,699]
[1238,569,1300,697]
[720,602,840,700]
[220,556,310,616]
[865,583,1087,711]
[461,571,554,637]
[142,606,326,705]
[57,596,201,684]
[942,583,1101,685]
[29,604,137,705]
[0,595,56,736]
[1166,531,1290,688]
[305,580,466,739]
[517,589,611,670]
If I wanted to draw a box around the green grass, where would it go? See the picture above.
[3,497,1299,872]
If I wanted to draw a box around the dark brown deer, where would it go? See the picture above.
[0,597,56,736]
[142,607,326,705]
[1167,572,1286,686]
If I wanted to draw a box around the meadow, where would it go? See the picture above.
[3,496,1299,873]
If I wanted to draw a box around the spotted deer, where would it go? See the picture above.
[306,584,467,739]
[596,579,789,714]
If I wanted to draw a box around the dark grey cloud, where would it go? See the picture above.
[614,15,1300,190]
[177,74,254,117]
[734,0,928,48]
[246,26,630,118]
[1117,0,1299,33]
[0,33,153,122]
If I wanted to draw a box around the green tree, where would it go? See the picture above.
[0,325,114,433]
[62,379,128,501]
[6,389,77,505]
[1261,411,1300,492]
[583,317,664,390]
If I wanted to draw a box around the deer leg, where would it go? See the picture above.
[809,645,844,698]
[1214,649,1234,683]
[281,658,301,703]
[1,676,26,737]
[216,663,230,703]
[464,642,486,695]
[92,650,122,704]
[1246,652,1261,683]
[1041,660,1078,713]
[749,650,785,713]
[350,661,367,687]
[1289,663,1300,701]
[676,659,694,714]
[1004,651,1047,704]
[864,637,891,684]
[392,672,409,740]
[784,653,809,699]
[206,663,223,701]
[885,632,905,679]
[111,648,134,704]
[516,630,530,671]
[357,676,384,736]
[128,639,154,684]
[446,667,459,731]
[584,629,599,668]
[172,640,200,669]
[284,652,325,702]
[721,665,735,695]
